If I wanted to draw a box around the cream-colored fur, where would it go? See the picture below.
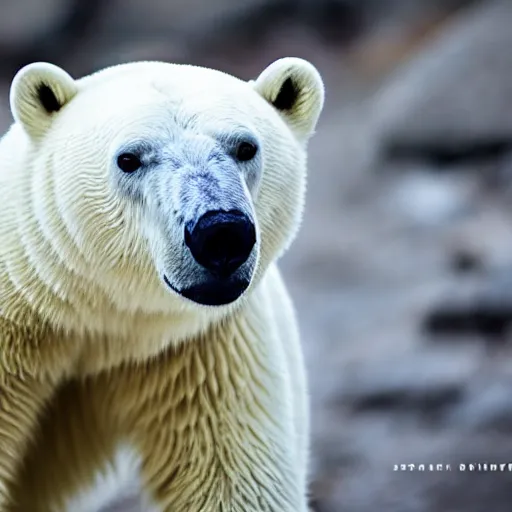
[0,58,324,511]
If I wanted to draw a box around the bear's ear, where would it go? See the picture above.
[10,62,77,139]
[253,57,324,142]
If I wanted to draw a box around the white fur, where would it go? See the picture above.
[62,445,159,512]
[1,58,324,510]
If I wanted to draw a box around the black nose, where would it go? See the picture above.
[185,210,256,278]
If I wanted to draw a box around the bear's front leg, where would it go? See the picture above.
[113,312,308,512]
[0,316,78,510]
[0,371,56,507]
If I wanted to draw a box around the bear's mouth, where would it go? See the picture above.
[163,274,249,307]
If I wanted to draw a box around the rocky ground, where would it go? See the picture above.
[3,0,512,510]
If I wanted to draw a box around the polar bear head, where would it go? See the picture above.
[9,58,324,315]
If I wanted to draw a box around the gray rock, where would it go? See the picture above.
[0,0,68,47]
[423,267,512,339]
[96,0,271,35]
[372,0,512,157]
[447,378,512,432]
[336,350,477,417]
[385,168,477,226]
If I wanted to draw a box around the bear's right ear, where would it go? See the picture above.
[10,62,77,139]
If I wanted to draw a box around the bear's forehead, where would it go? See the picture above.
[75,62,266,127]
[81,62,249,101]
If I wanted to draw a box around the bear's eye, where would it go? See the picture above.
[235,141,258,162]
[117,153,142,173]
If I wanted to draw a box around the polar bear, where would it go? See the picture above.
[0,57,324,511]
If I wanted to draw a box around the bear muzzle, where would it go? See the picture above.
[184,210,256,279]
[162,209,256,306]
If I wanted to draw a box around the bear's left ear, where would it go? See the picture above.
[10,62,78,139]
[253,57,325,143]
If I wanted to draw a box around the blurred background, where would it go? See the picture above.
[4,0,512,510]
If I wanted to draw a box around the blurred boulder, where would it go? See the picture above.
[371,0,512,163]
[0,0,105,79]
[447,378,512,433]
[97,0,270,35]
[335,351,474,418]
[0,0,68,48]
[96,0,364,46]
[424,267,512,339]
[384,168,477,226]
